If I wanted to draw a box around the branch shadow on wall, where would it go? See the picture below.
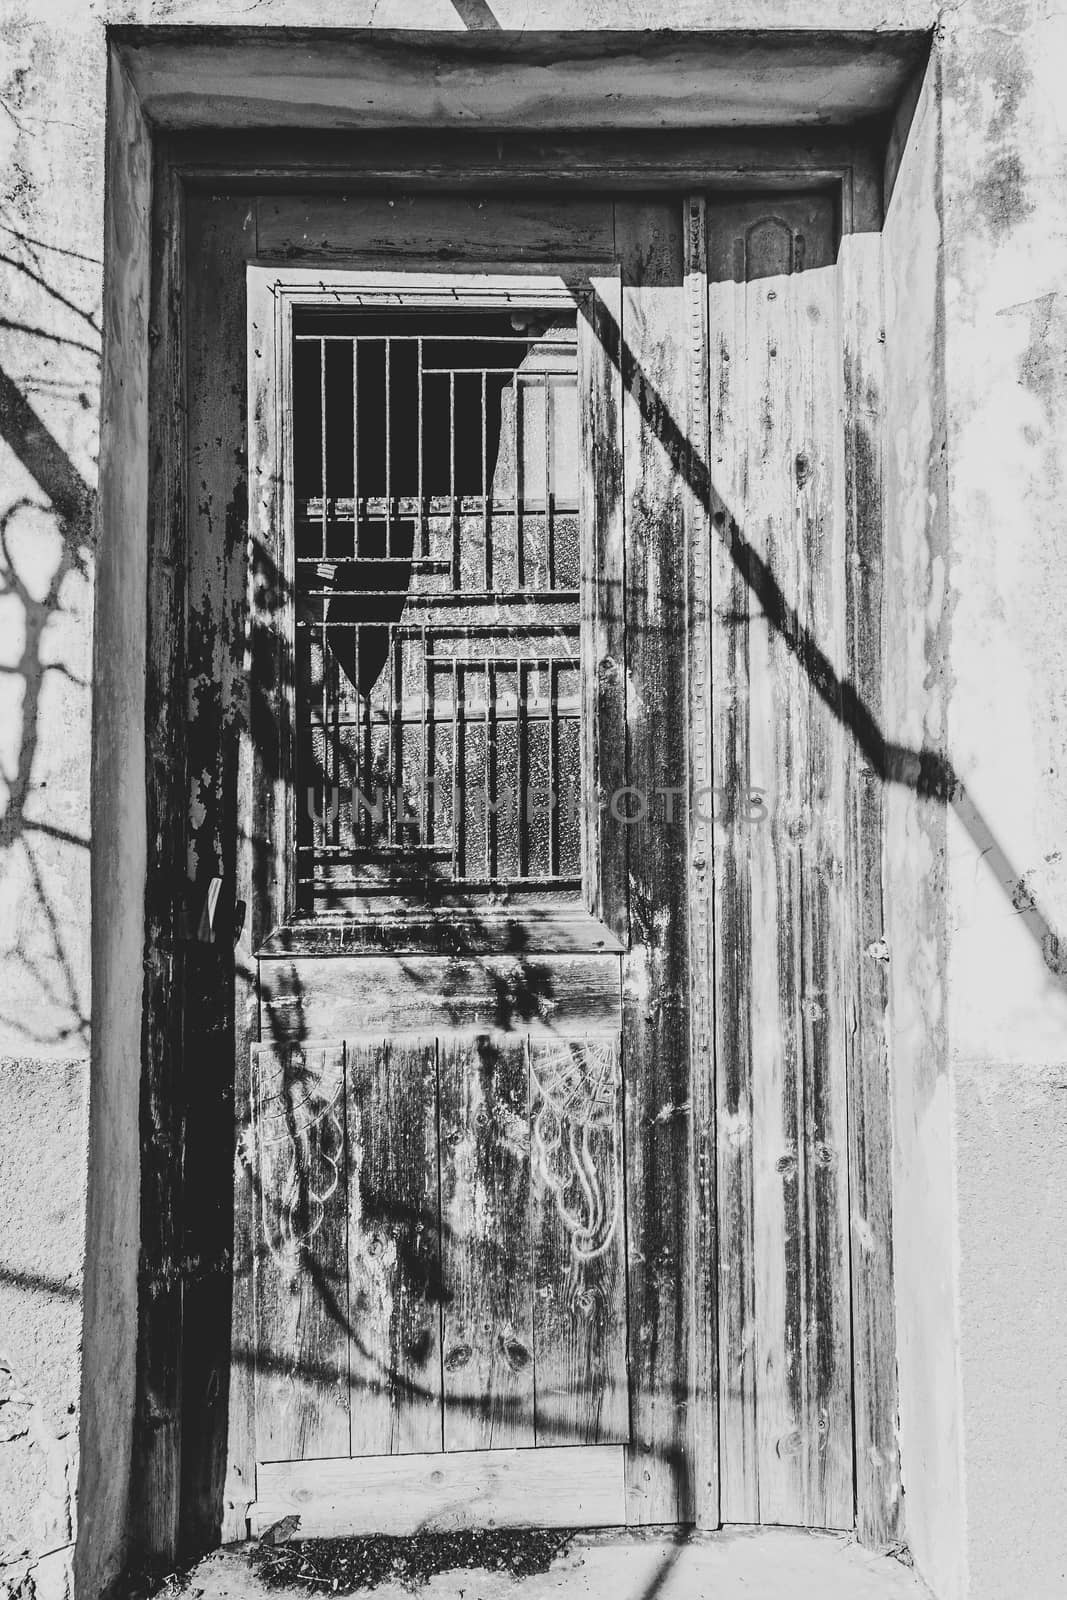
[580,283,1067,982]
[0,356,95,1050]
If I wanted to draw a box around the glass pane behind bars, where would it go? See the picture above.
[292,311,583,914]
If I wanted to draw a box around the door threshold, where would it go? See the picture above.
[175,1527,930,1600]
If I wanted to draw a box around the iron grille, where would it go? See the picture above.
[292,311,583,913]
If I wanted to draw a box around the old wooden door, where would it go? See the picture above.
[210,196,701,1538]
[182,180,892,1546]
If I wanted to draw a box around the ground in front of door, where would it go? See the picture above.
[148,1527,930,1600]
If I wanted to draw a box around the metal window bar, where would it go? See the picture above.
[293,319,581,900]
[484,658,493,880]
[449,369,458,590]
[417,336,425,558]
[451,659,461,881]
[549,657,558,877]
[352,339,359,558]
[320,336,328,559]
[513,367,522,590]
[544,370,553,591]
[384,337,391,558]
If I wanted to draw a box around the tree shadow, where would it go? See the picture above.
[577,286,1067,982]
[0,350,96,1050]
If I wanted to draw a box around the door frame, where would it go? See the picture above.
[133,126,896,1564]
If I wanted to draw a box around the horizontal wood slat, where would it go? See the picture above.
[259,953,622,1041]
[251,1444,627,1537]
[257,195,616,265]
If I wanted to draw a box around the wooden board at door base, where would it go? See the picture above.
[251,1445,627,1538]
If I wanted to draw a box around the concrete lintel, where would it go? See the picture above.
[112,26,930,132]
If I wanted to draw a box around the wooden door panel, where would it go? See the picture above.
[252,1043,350,1462]
[530,1036,627,1446]
[250,1028,627,1465]
[347,1037,442,1456]
[709,194,853,1529]
[439,1034,536,1451]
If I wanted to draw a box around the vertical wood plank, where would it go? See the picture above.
[841,152,902,1548]
[708,195,854,1530]
[183,191,259,1547]
[133,139,186,1564]
[683,194,720,1530]
[742,207,803,1528]
[786,202,853,1531]
[531,1036,628,1447]
[221,227,270,1542]
[246,265,295,944]
[438,1035,535,1451]
[615,200,695,1524]
[347,1037,442,1456]
[708,207,759,1524]
[579,272,628,947]
[252,1042,350,1461]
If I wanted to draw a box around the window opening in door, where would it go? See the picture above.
[292,310,582,916]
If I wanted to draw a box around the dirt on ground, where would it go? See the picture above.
[132,1530,575,1599]
[248,1530,574,1593]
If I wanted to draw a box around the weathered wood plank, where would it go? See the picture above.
[579,272,629,947]
[708,195,853,1530]
[256,908,623,957]
[786,200,853,1530]
[683,194,720,1530]
[131,133,186,1567]
[530,1036,628,1447]
[246,265,296,943]
[251,1444,627,1538]
[841,152,902,1548]
[438,1035,535,1451]
[742,204,801,1529]
[615,199,694,1524]
[347,1037,442,1456]
[260,954,622,1042]
[220,208,265,1543]
[167,127,871,192]
[708,203,759,1525]
[182,190,257,1546]
[257,195,615,265]
[252,1043,350,1462]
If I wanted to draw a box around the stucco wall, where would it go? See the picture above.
[1,15,101,1597]
[939,1,1067,1595]
[882,50,965,1600]
[0,5,1064,1600]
